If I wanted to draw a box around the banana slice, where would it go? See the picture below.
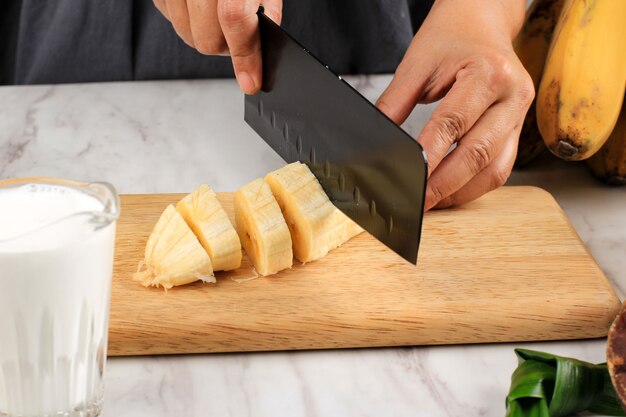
[134,204,214,289]
[176,184,242,271]
[265,162,363,263]
[234,178,293,276]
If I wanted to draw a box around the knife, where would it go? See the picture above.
[244,11,428,264]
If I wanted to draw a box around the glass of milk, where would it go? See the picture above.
[0,178,120,417]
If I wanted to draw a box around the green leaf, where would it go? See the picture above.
[507,399,549,417]
[505,349,626,417]
[589,371,626,416]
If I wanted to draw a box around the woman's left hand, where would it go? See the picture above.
[376,0,534,211]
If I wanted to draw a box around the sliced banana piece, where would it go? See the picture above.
[234,178,293,276]
[177,184,242,271]
[134,204,214,289]
[265,162,363,263]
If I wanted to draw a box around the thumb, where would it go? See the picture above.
[218,0,282,95]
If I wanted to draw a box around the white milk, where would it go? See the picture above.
[0,183,117,416]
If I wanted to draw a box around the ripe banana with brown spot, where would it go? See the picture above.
[536,0,626,161]
[587,101,626,185]
[513,0,566,167]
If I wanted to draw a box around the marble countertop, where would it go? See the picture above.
[1,75,624,417]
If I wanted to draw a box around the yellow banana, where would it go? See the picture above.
[537,0,626,161]
[514,0,566,167]
[587,101,626,185]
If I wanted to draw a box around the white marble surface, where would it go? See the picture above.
[1,75,624,417]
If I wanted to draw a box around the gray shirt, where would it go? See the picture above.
[0,0,433,85]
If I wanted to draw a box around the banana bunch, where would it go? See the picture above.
[514,0,626,182]
[135,162,363,288]
[587,101,626,185]
[513,0,566,167]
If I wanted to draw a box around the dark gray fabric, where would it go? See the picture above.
[0,0,433,85]
[0,0,22,84]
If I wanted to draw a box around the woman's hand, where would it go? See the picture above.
[377,0,534,211]
[153,0,282,94]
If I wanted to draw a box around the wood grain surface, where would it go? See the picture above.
[108,186,621,356]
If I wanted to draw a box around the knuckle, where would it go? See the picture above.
[473,54,515,89]
[167,9,184,25]
[464,138,496,174]
[517,72,536,107]
[435,196,454,209]
[218,0,248,26]
[491,56,515,86]
[433,111,467,142]
[429,182,449,205]
[230,47,258,60]
[490,163,512,189]
[171,21,192,40]
[194,37,228,55]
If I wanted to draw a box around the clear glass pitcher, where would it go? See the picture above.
[0,178,120,417]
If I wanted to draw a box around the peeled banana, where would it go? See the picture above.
[134,205,215,289]
[513,0,566,167]
[234,178,293,276]
[536,0,626,161]
[587,102,626,185]
[135,165,366,285]
[176,184,242,271]
[265,162,363,263]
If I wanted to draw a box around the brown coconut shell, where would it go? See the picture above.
[607,301,626,412]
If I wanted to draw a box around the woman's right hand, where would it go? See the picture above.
[153,0,283,94]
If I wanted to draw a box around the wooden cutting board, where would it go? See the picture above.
[108,186,621,356]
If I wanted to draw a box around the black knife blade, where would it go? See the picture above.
[244,11,428,264]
